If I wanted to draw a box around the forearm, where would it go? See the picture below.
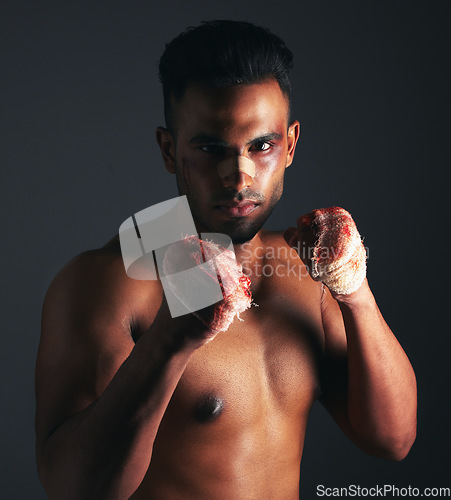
[336,280,417,459]
[39,317,202,500]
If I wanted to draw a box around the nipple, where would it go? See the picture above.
[194,394,225,422]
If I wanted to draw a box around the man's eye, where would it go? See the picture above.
[200,145,224,154]
[253,142,272,152]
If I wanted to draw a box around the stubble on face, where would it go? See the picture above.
[175,160,285,244]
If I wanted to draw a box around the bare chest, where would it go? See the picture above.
[135,273,326,498]
[165,292,324,429]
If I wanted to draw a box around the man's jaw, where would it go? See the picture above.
[181,188,271,244]
[190,207,264,246]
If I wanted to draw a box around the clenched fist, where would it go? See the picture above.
[284,207,367,295]
[162,235,253,339]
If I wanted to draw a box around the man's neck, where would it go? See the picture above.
[233,231,264,264]
[232,231,268,292]
[194,222,267,286]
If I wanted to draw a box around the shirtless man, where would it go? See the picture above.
[35,20,417,499]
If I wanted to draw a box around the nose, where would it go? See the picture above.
[221,171,254,190]
[217,156,255,190]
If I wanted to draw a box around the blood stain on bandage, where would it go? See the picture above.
[308,207,367,295]
[163,235,254,333]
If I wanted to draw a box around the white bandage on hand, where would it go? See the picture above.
[307,207,367,295]
[162,235,253,333]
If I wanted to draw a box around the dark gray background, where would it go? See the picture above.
[1,0,449,498]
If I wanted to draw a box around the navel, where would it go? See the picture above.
[194,394,225,423]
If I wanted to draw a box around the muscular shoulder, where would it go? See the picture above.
[43,235,163,342]
[36,237,163,449]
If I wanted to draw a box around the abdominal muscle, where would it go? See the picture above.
[132,405,308,500]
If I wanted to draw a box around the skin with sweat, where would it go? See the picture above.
[35,80,417,500]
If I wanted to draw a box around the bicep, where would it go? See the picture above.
[35,253,138,451]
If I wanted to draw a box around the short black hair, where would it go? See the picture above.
[158,20,294,133]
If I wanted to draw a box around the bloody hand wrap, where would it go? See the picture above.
[162,235,253,333]
[306,207,367,295]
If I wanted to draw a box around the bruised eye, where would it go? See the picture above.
[252,141,272,152]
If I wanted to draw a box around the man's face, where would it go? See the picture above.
[158,80,300,244]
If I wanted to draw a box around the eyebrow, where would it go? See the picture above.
[188,132,284,147]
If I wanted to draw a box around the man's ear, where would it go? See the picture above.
[285,120,301,168]
[156,126,176,174]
